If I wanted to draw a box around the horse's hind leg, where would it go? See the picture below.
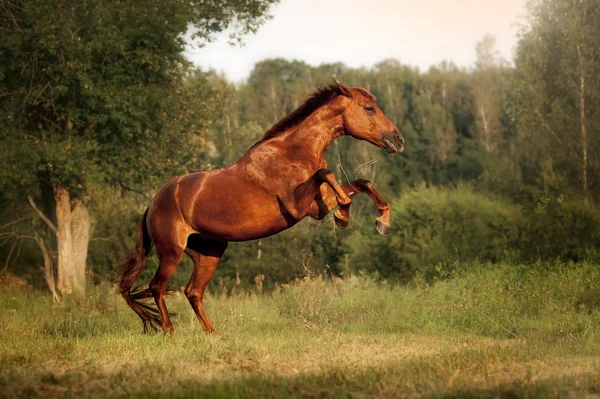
[150,242,185,334]
[184,236,228,333]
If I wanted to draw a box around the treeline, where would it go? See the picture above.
[1,0,599,295]
[188,0,600,288]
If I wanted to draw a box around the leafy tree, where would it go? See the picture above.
[472,35,510,153]
[509,0,600,200]
[0,0,277,297]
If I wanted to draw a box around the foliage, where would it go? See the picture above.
[345,185,600,282]
[345,184,521,282]
[2,0,600,295]
[0,0,278,197]
[519,194,600,261]
[508,0,600,200]
[0,0,277,296]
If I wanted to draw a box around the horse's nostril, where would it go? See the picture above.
[395,135,404,146]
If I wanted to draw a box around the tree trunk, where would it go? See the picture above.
[34,233,60,302]
[54,186,90,297]
[577,45,588,198]
[71,199,90,293]
[55,187,74,295]
[478,104,491,152]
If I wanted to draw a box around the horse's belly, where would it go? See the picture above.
[193,210,292,241]
[192,198,294,241]
[178,175,296,241]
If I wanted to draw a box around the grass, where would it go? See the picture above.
[1,262,599,398]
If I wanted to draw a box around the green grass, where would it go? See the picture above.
[1,262,599,398]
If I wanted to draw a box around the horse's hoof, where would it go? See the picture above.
[334,213,349,229]
[163,325,174,335]
[375,219,390,237]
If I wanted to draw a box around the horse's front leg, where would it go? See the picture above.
[310,179,391,237]
[346,179,391,237]
[291,168,352,225]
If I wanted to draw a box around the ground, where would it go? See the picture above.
[1,264,599,398]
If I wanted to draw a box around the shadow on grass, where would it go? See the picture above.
[125,370,600,399]
[2,346,599,399]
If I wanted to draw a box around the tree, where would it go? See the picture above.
[472,35,510,153]
[509,0,600,200]
[0,0,277,297]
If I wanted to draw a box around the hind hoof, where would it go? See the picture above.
[375,219,390,237]
[334,211,349,229]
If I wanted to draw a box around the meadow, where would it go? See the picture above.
[1,262,599,398]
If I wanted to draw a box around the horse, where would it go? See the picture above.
[116,81,404,334]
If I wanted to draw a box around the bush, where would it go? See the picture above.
[345,184,521,282]
[519,195,600,261]
[345,184,600,283]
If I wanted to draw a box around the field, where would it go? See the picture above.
[1,263,599,398]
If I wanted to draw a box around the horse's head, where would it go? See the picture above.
[335,82,404,154]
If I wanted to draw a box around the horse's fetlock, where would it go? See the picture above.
[339,197,351,207]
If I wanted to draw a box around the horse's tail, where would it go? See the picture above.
[115,208,161,332]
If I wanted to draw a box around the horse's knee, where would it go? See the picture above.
[316,168,334,180]
[185,288,199,301]
[184,285,199,299]
[185,288,205,307]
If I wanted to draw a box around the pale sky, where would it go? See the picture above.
[185,0,527,82]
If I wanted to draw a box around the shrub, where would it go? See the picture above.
[346,184,520,282]
[519,195,600,261]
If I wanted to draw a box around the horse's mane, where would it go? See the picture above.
[261,83,343,140]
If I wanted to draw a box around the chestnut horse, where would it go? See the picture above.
[116,81,404,333]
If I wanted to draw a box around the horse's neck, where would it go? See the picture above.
[277,107,344,159]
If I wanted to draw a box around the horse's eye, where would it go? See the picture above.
[365,106,374,113]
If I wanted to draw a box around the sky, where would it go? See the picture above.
[185,0,527,83]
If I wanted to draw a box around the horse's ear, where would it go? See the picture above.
[333,77,352,97]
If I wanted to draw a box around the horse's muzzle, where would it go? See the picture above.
[382,132,404,154]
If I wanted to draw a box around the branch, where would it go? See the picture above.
[0,231,37,241]
[33,232,60,302]
[0,2,21,32]
[355,158,379,176]
[89,233,117,243]
[0,218,31,230]
[533,110,579,159]
[0,232,36,275]
[2,239,18,275]
[118,182,153,201]
[27,196,57,233]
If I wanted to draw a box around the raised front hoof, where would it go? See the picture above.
[334,214,349,229]
[375,219,390,238]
